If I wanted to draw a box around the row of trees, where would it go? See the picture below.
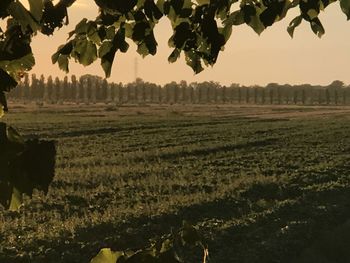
[7,75,350,105]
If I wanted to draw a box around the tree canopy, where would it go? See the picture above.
[1,0,350,110]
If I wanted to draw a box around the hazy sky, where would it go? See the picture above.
[24,0,350,86]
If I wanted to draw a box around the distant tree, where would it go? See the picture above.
[269,89,273,104]
[342,89,347,105]
[46,76,53,103]
[126,84,131,103]
[80,75,90,104]
[253,87,258,104]
[100,79,108,102]
[329,80,345,89]
[261,88,266,104]
[245,87,250,104]
[326,88,330,105]
[173,82,179,104]
[318,89,323,105]
[63,76,69,102]
[277,87,282,104]
[164,82,176,104]
[141,83,146,103]
[39,74,45,101]
[118,84,124,104]
[31,74,38,100]
[301,89,306,105]
[78,77,86,104]
[53,77,60,103]
[158,85,162,104]
[293,89,298,104]
[180,80,187,103]
[238,88,242,104]
[188,85,194,104]
[335,89,339,105]
[71,75,78,103]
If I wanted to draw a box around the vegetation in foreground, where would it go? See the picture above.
[1,105,350,263]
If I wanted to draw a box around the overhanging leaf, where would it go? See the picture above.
[57,54,69,73]
[0,53,35,82]
[0,105,3,118]
[90,248,124,263]
[196,0,210,6]
[310,18,325,38]
[28,0,44,21]
[340,0,350,20]
[9,187,22,211]
[287,15,302,37]
[0,69,18,92]
[224,11,245,26]
[8,1,40,32]
[76,40,98,66]
[168,48,181,63]
[0,123,56,211]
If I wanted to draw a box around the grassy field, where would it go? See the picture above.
[1,104,350,263]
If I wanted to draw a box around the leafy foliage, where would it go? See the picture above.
[0,122,56,210]
[90,222,208,263]
[1,0,350,109]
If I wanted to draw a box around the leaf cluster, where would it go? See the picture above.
[0,122,56,211]
[0,0,350,108]
[90,221,209,263]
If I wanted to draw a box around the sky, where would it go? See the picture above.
[20,0,350,86]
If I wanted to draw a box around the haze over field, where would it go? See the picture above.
[21,0,350,86]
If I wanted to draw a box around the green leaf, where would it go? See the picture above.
[160,239,173,253]
[9,187,23,211]
[287,15,302,38]
[307,9,319,20]
[340,0,350,20]
[99,41,114,58]
[90,248,124,263]
[52,42,73,64]
[185,51,203,74]
[8,1,40,32]
[87,23,102,44]
[74,18,89,34]
[157,0,165,13]
[225,11,245,26]
[196,0,210,6]
[0,92,8,112]
[310,18,325,38]
[0,69,18,93]
[76,40,98,66]
[7,126,25,145]
[58,55,69,73]
[0,123,56,210]
[0,53,35,94]
[168,48,181,63]
[0,105,3,118]
[219,25,232,42]
[137,42,149,57]
[100,28,129,77]
[28,0,44,21]
[181,221,201,246]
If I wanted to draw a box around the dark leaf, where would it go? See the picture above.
[287,15,302,37]
[340,0,350,20]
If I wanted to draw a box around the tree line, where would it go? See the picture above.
[7,75,350,106]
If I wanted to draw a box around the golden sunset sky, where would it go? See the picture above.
[23,0,350,86]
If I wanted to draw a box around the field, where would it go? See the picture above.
[1,104,350,263]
